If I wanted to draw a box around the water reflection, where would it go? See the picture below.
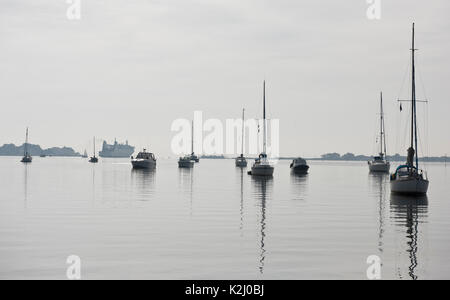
[368,173,389,254]
[237,168,245,235]
[290,173,309,201]
[91,165,96,206]
[23,164,29,208]
[251,177,273,275]
[390,194,428,280]
[131,168,156,201]
[178,168,194,215]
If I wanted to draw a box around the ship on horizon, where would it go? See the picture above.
[99,139,135,158]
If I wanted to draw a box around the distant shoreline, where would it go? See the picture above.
[200,155,449,163]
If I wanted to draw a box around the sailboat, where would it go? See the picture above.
[21,127,32,163]
[235,108,248,167]
[89,137,99,163]
[390,23,429,195]
[368,92,390,173]
[179,121,196,168]
[250,81,274,177]
[189,121,200,163]
[81,150,88,158]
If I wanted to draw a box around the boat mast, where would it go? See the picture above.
[411,23,419,169]
[380,92,386,157]
[93,137,96,158]
[191,120,194,154]
[263,81,267,155]
[241,108,245,156]
[24,127,29,156]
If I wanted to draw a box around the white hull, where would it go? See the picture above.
[251,165,274,177]
[132,159,156,169]
[390,178,429,195]
[369,162,390,173]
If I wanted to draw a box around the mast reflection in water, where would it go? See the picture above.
[390,194,428,280]
[251,177,273,275]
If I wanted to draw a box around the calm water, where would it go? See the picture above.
[0,157,449,280]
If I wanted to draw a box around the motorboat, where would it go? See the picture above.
[131,149,157,169]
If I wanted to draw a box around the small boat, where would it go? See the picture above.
[40,154,47,158]
[236,154,247,168]
[250,81,274,177]
[89,137,99,163]
[81,150,88,158]
[178,156,194,168]
[21,127,32,163]
[131,149,156,169]
[368,92,390,173]
[390,23,429,195]
[235,108,248,167]
[290,158,309,174]
[189,121,200,163]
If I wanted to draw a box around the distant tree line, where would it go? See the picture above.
[0,143,81,157]
[318,152,449,162]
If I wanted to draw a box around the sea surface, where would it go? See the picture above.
[0,157,449,280]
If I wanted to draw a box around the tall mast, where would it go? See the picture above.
[241,108,245,156]
[24,127,29,156]
[379,92,383,156]
[93,137,96,157]
[380,92,386,157]
[411,23,419,169]
[191,120,194,154]
[263,81,267,155]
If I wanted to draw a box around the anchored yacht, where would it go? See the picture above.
[131,149,156,169]
[369,92,390,173]
[250,81,274,177]
[390,23,429,195]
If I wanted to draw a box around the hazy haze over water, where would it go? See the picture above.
[0,0,449,157]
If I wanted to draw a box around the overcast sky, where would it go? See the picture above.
[1,0,449,157]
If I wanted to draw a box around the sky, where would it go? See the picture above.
[0,0,449,157]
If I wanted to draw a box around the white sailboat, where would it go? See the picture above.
[390,23,429,195]
[21,127,32,163]
[235,108,248,167]
[250,81,274,177]
[368,92,390,173]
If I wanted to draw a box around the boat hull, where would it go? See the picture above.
[251,165,274,177]
[178,160,194,168]
[390,178,429,195]
[132,160,156,169]
[235,158,247,167]
[369,162,390,173]
[291,165,309,174]
[21,157,32,163]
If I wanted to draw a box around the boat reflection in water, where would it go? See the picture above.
[237,168,245,235]
[390,194,428,280]
[131,168,156,201]
[290,172,309,201]
[23,164,29,208]
[251,176,273,275]
[369,173,389,256]
[178,167,194,215]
